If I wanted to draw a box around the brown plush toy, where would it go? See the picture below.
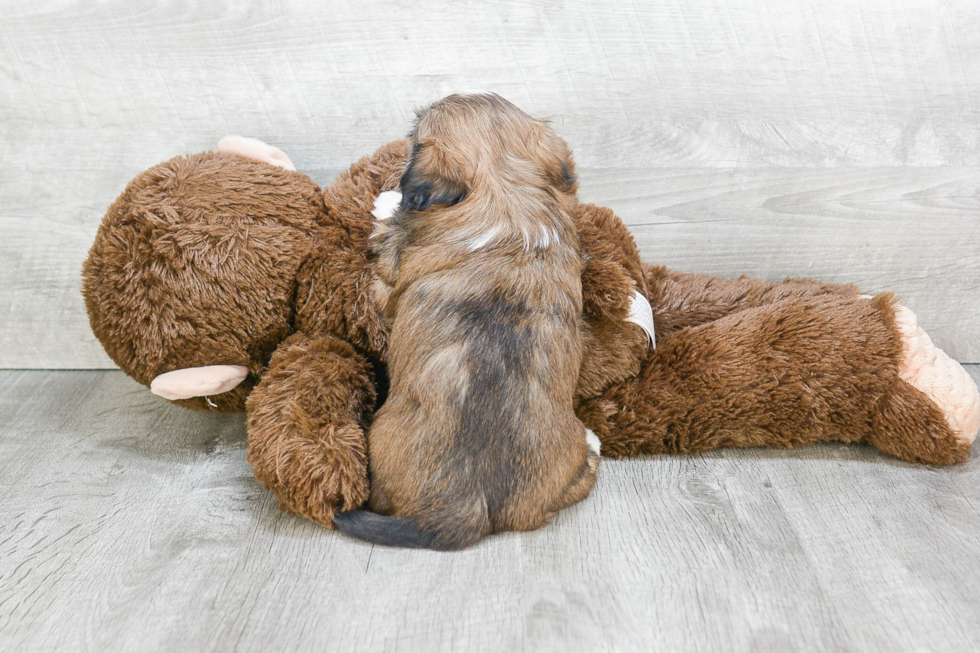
[82,136,980,528]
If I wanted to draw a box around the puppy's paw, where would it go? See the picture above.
[894,305,980,445]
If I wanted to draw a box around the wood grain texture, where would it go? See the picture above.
[2,369,980,652]
[2,0,979,367]
[2,0,978,168]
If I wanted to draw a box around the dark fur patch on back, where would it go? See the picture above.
[450,292,536,514]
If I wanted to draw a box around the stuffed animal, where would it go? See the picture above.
[82,137,980,527]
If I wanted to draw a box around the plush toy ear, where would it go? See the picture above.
[150,365,249,401]
[217,136,296,171]
[398,157,467,213]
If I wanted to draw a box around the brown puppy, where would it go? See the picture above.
[333,93,600,550]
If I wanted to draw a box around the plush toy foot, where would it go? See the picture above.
[894,305,980,446]
[868,304,980,465]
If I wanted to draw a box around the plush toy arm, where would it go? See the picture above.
[570,202,865,400]
[246,332,376,526]
[574,203,651,398]
[579,293,979,465]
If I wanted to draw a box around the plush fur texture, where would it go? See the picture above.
[575,204,649,398]
[82,138,980,528]
[299,141,407,357]
[246,333,374,525]
[82,152,329,412]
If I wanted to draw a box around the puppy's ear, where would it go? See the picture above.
[559,159,578,190]
[399,159,468,212]
[545,158,578,195]
[544,145,578,193]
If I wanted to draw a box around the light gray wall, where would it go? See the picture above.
[2,0,978,367]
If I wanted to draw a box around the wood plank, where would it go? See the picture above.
[1,0,978,169]
[1,369,979,651]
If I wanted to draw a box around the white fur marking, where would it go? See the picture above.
[535,225,557,250]
[521,229,532,252]
[466,225,502,251]
[518,226,559,252]
[371,190,402,220]
[586,429,601,455]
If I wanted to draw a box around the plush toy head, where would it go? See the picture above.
[84,138,651,418]
[82,151,329,412]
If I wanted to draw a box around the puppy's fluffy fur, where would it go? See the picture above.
[333,94,599,550]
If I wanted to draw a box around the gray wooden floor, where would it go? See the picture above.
[3,370,980,652]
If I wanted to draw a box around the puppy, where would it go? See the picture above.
[333,93,600,550]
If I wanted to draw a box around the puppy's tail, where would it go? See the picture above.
[333,499,489,551]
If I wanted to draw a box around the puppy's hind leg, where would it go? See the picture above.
[553,430,600,511]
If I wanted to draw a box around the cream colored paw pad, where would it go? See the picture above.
[894,305,980,444]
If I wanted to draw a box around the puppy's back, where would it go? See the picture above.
[365,249,589,544]
[335,93,597,550]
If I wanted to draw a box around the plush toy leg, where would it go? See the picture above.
[246,333,376,526]
[643,264,861,338]
[581,293,978,465]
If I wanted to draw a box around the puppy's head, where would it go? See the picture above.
[399,93,577,215]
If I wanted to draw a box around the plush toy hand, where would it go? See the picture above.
[245,332,376,525]
[573,203,652,398]
[217,135,296,171]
